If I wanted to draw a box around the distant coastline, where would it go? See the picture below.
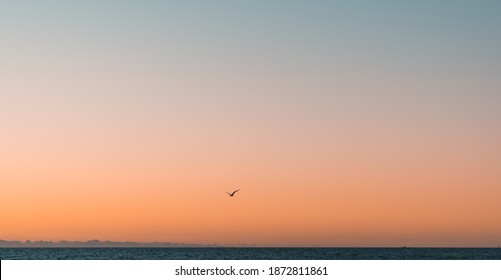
[1,240,500,248]
[0,239,208,248]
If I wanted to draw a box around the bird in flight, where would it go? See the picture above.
[226,189,240,197]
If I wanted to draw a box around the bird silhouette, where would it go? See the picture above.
[226,189,240,197]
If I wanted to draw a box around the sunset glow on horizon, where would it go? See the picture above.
[1,1,500,247]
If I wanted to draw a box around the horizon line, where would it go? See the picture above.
[1,239,500,249]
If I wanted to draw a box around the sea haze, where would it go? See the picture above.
[0,239,199,248]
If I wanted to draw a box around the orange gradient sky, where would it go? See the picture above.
[1,1,501,246]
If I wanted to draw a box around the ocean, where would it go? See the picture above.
[1,247,500,260]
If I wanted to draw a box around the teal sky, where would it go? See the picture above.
[2,1,500,107]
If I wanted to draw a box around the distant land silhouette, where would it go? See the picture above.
[0,239,212,248]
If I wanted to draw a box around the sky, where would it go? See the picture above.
[1,1,500,247]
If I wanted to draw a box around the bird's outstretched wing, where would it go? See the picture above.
[227,189,240,196]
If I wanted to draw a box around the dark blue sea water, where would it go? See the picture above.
[1,248,500,260]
